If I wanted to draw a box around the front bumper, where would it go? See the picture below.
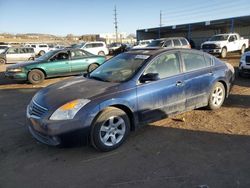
[202,48,222,54]
[239,65,250,74]
[26,105,93,146]
[5,71,27,80]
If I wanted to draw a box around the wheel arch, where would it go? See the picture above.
[28,68,47,78]
[217,79,228,97]
[111,104,136,131]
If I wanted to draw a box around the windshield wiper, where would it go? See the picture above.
[89,75,107,82]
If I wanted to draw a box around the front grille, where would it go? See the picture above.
[202,44,217,49]
[28,100,48,118]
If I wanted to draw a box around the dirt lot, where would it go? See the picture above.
[0,54,250,188]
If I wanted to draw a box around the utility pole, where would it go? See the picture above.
[114,5,118,42]
[159,10,162,39]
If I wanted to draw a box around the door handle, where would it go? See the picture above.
[176,81,183,87]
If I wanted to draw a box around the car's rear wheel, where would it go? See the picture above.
[87,63,99,73]
[207,82,225,110]
[91,107,130,152]
[28,69,45,84]
[98,51,105,56]
[0,58,6,64]
[28,57,35,61]
[220,47,227,58]
[240,45,246,55]
[39,50,45,56]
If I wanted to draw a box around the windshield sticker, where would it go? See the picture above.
[135,55,150,60]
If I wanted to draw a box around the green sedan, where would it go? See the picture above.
[5,48,106,84]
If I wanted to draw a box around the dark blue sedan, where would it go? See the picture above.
[27,48,235,151]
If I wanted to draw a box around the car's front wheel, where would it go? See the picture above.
[91,107,130,152]
[240,45,246,55]
[98,51,105,56]
[0,58,6,64]
[220,47,227,58]
[87,63,99,73]
[207,82,225,110]
[39,50,45,56]
[28,69,45,84]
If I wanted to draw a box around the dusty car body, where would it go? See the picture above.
[26,48,235,151]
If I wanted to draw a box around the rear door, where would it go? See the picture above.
[136,51,186,123]
[69,49,90,74]
[44,51,71,76]
[181,51,214,109]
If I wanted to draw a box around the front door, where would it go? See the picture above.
[45,51,71,76]
[136,52,186,123]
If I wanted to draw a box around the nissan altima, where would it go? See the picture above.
[27,48,235,151]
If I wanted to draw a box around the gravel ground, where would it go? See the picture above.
[0,54,249,188]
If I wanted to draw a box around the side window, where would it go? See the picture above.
[173,39,181,47]
[29,48,34,53]
[7,48,19,54]
[204,54,213,66]
[85,44,93,48]
[144,53,181,79]
[39,45,48,48]
[51,52,69,61]
[164,40,172,47]
[71,50,87,59]
[180,39,188,45]
[182,52,210,72]
[20,48,28,53]
[229,36,234,42]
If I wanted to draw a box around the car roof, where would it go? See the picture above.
[128,48,204,56]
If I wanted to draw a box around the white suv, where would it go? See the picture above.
[25,43,50,56]
[239,51,250,77]
[74,42,109,56]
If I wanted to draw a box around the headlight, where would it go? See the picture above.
[8,68,22,72]
[216,44,221,48]
[50,99,90,120]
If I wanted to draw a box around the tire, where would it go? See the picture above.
[91,107,130,152]
[28,69,45,84]
[87,63,99,73]
[28,57,35,61]
[39,50,45,56]
[240,45,246,55]
[98,51,105,56]
[207,82,225,110]
[0,58,6,64]
[220,47,227,58]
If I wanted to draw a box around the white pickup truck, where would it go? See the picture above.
[201,33,249,58]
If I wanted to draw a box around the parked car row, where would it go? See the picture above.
[5,48,106,84]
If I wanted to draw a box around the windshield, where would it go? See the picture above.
[72,43,85,48]
[147,40,164,47]
[1,47,9,54]
[89,53,150,82]
[36,50,59,61]
[209,35,229,41]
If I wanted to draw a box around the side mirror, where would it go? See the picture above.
[139,73,159,83]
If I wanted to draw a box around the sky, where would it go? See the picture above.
[0,0,250,36]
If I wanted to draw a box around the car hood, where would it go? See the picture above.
[202,41,226,45]
[32,76,120,110]
[6,60,42,69]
